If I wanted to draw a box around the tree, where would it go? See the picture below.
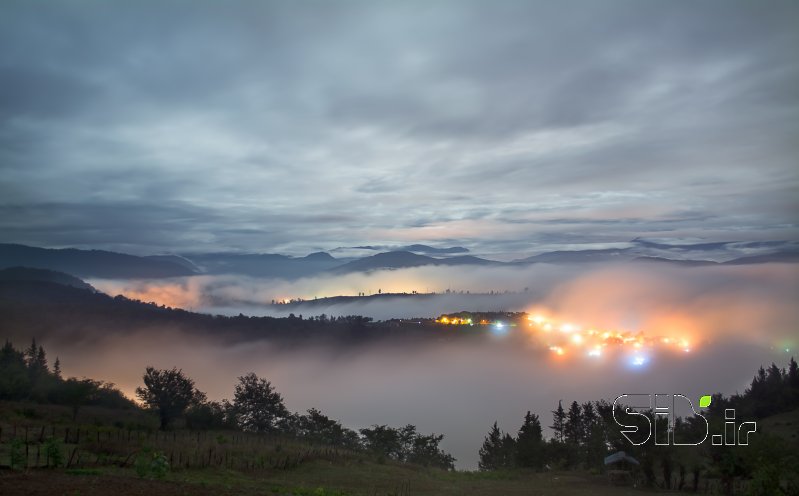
[296,408,360,449]
[359,424,402,460]
[185,400,233,430]
[479,422,504,470]
[479,422,515,470]
[516,411,544,468]
[135,367,205,430]
[53,357,62,379]
[581,402,596,443]
[61,378,97,421]
[230,372,288,432]
[550,400,566,443]
[564,401,583,445]
[0,340,30,400]
[407,432,456,470]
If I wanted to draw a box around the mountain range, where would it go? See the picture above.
[1,239,797,280]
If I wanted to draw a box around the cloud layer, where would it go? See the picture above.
[1,1,797,256]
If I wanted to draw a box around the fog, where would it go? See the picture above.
[50,262,798,468]
[91,262,799,344]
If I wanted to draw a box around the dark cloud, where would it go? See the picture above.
[0,0,797,256]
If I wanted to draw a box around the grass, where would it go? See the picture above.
[758,407,799,446]
[1,463,662,496]
[0,402,671,495]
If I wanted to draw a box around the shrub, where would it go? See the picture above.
[134,447,169,479]
[44,437,64,467]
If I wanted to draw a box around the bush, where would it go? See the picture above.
[9,438,25,470]
[44,437,64,467]
[134,447,169,479]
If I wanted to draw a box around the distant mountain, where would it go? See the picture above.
[0,244,197,279]
[515,239,799,265]
[400,244,469,255]
[722,251,799,265]
[331,251,495,273]
[515,248,633,264]
[631,256,718,267]
[146,254,202,272]
[630,237,731,252]
[0,266,96,291]
[304,251,336,261]
[184,251,341,278]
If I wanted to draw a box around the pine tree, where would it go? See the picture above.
[478,421,504,470]
[787,357,799,408]
[36,346,48,373]
[53,357,62,379]
[550,400,566,443]
[501,433,517,468]
[516,411,544,468]
[25,338,37,366]
[565,401,583,445]
[581,401,596,443]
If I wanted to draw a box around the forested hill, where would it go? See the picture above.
[0,278,449,346]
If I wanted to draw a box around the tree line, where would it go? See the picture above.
[478,357,799,494]
[0,339,455,470]
[0,338,134,419]
[135,367,455,469]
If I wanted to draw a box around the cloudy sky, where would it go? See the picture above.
[1,0,797,257]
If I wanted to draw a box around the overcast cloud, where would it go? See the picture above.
[1,0,797,256]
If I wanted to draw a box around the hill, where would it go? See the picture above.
[0,244,197,279]
[0,279,443,346]
[183,251,341,278]
[0,266,96,291]
[331,251,495,273]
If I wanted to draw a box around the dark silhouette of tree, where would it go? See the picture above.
[360,424,402,460]
[135,367,205,430]
[185,400,233,430]
[230,372,288,432]
[479,422,515,470]
[0,340,30,399]
[478,421,504,470]
[53,357,62,379]
[501,432,517,467]
[61,378,97,421]
[516,411,544,469]
[564,401,582,445]
[294,408,360,449]
[550,400,566,443]
[407,432,456,470]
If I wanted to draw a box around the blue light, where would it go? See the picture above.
[492,322,508,336]
[630,355,648,367]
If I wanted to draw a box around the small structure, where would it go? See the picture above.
[604,451,640,485]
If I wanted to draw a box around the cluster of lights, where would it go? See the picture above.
[434,312,697,368]
[526,314,694,367]
[436,316,474,325]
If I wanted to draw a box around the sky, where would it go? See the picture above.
[1,0,798,257]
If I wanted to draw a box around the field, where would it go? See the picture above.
[4,402,789,495]
[0,402,667,496]
[0,464,660,496]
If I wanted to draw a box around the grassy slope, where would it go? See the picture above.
[757,407,799,447]
[0,464,659,496]
[0,401,663,495]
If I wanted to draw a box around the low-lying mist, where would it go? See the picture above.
[46,262,798,468]
[91,262,798,345]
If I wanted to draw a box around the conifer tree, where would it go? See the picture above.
[550,400,566,443]
[516,411,544,468]
[478,421,504,470]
